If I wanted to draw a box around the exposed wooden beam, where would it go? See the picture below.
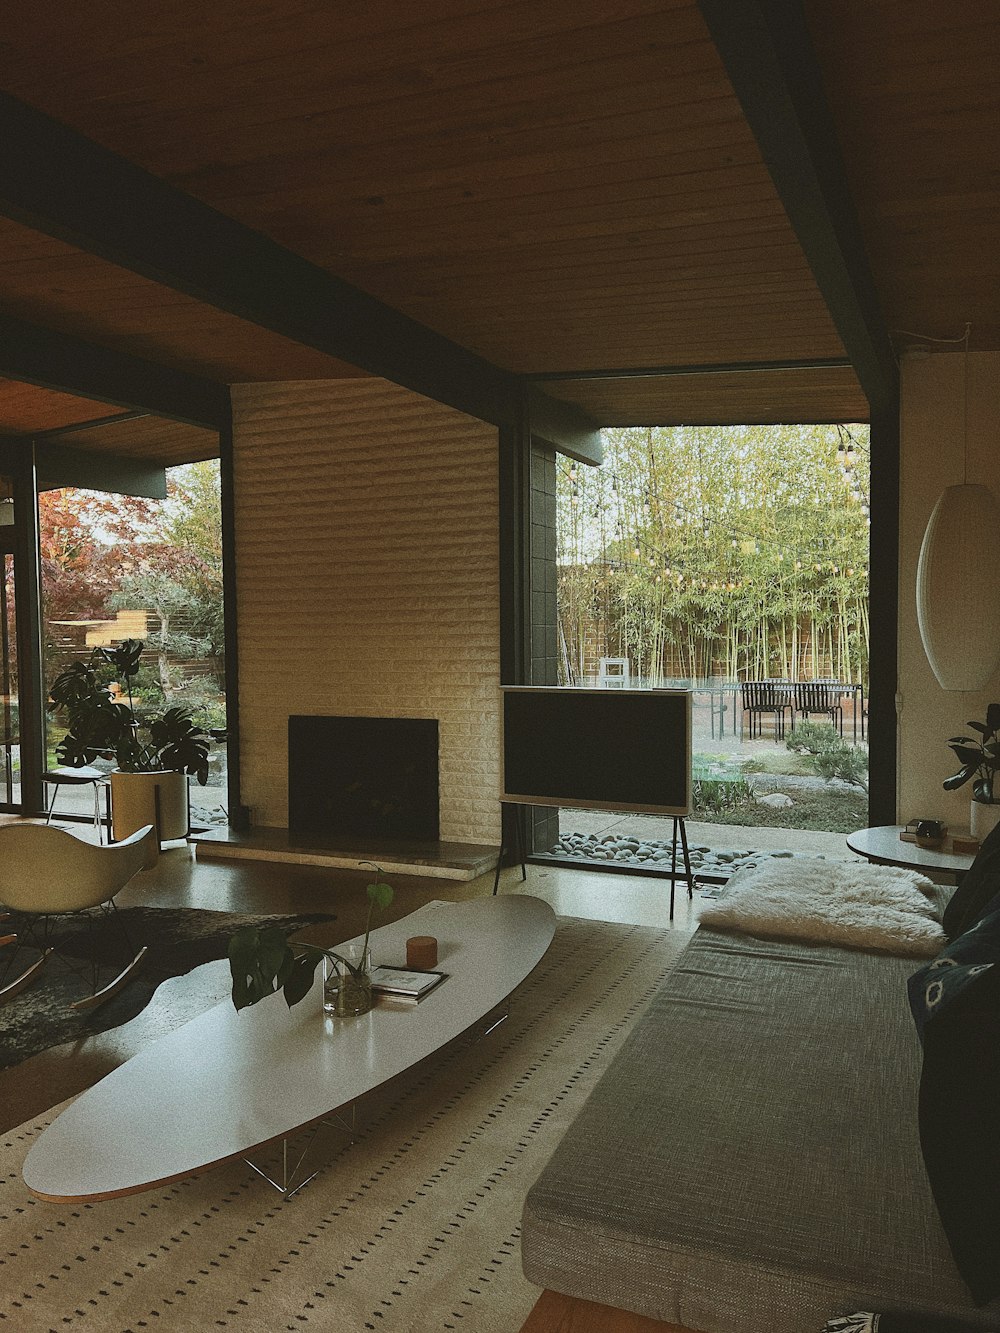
[33,410,149,439]
[527,357,852,383]
[0,434,166,498]
[696,0,898,417]
[0,311,229,430]
[527,388,603,466]
[0,91,600,455]
[32,440,167,499]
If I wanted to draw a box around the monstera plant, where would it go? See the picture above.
[49,638,212,839]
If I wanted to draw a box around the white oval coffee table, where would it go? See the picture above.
[846,825,976,880]
[24,894,555,1203]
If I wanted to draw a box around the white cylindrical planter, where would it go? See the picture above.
[970,799,1000,844]
[111,770,189,842]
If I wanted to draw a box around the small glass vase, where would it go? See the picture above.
[323,948,373,1017]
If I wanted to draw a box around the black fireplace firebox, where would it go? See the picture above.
[288,715,440,844]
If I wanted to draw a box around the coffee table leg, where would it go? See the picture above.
[243,1106,358,1199]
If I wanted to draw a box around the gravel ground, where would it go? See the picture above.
[545,806,862,880]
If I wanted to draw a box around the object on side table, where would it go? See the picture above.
[914,819,945,848]
[406,934,438,969]
[951,835,981,856]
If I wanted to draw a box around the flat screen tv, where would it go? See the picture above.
[501,686,691,816]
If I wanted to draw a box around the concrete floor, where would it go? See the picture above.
[0,838,702,1135]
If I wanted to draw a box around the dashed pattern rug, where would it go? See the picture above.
[0,915,691,1333]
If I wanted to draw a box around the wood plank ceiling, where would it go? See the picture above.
[0,0,992,459]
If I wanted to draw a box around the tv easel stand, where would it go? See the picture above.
[493,805,695,921]
[666,815,695,921]
[492,803,528,896]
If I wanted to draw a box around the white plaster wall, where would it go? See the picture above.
[898,350,1000,827]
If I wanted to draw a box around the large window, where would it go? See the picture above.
[40,462,227,827]
[547,424,871,865]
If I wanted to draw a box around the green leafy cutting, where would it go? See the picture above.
[227,864,394,1011]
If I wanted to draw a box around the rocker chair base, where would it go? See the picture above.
[0,948,53,1004]
[69,945,148,1011]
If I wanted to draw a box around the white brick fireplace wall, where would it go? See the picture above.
[231,379,502,845]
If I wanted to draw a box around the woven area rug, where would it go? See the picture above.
[0,914,691,1333]
[0,908,336,1071]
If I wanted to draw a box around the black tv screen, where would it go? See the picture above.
[501,687,691,815]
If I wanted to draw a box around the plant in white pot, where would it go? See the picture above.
[49,638,212,841]
[944,702,1000,841]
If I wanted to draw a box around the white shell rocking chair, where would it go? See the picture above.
[0,822,158,1009]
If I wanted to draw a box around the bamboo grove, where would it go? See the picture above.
[558,424,870,687]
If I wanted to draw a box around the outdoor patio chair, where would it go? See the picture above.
[792,681,844,735]
[740,680,793,741]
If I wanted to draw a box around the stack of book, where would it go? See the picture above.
[371,965,447,1004]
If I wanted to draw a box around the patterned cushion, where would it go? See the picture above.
[908,907,1000,1045]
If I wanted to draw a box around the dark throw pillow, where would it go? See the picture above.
[908,909,1000,1305]
[942,817,1000,941]
[908,907,1000,1045]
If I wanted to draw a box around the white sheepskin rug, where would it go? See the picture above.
[700,858,946,956]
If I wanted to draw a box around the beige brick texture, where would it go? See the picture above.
[231,379,502,844]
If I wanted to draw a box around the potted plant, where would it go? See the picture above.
[943,702,1000,840]
[228,865,394,1018]
[49,638,212,841]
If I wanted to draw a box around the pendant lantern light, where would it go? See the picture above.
[915,325,1000,691]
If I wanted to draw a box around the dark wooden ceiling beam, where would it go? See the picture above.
[0,91,601,461]
[32,410,150,439]
[36,440,167,499]
[695,0,898,417]
[0,311,229,430]
[528,356,851,382]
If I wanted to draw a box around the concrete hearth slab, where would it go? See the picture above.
[190,826,499,881]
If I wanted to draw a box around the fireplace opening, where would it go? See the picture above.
[288,715,440,844]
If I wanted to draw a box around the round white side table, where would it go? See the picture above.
[846,825,976,882]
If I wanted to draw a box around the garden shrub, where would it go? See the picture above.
[786,721,868,793]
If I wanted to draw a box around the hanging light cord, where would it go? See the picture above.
[893,323,972,485]
[892,326,970,345]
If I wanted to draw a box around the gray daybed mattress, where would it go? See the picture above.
[521,927,998,1332]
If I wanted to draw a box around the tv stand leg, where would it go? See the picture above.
[493,803,529,895]
[669,817,695,922]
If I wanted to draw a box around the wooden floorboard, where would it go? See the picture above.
[520,1289,701,1333]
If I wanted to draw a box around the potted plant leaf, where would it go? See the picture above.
[228,865,394,1018]
[49,638,212,841]
[943,702,1000,840]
